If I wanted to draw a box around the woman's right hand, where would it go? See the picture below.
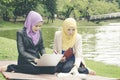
[60,56,66,62]
[34,58,39,63]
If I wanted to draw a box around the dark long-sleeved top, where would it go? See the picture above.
[17,28,45,65]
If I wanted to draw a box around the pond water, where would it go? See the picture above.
[0,23,120,66]
[82,23,120,66]
[92,23,120,66]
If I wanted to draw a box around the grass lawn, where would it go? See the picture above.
[0,74,5,80]
[86,60,120,78]
[0,37,18,60]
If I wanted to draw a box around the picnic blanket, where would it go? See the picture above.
[1,72,119,80]
[0,61,119,80]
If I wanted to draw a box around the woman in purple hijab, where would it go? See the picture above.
[24,11,42,45]
[0,11,56,74]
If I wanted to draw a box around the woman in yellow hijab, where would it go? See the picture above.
[53,18,96,75]
[62,17,77,50]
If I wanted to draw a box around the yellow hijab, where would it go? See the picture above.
[62,18,77,50]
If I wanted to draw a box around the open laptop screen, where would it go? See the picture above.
[37,54,63,66]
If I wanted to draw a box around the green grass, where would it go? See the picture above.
[0,37,18,60]
[86,59,120,78]
[0,74,5,80]
[0,19,23,28]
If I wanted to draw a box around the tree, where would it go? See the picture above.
[88,0,119,15]
[56,0,89,20]
[116,0,120,8]
[13,0,39,22]
[0,0,40,21]
[0,0,15,21]
[56,0,120,21]
[43,0,57,23]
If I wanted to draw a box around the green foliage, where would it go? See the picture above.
[89,0,119,15]
[43,0,57,23]
[0,0,15,20]
[13,0,39,16]
[116,0,120,8]
[36,3,45,16]
[56,0,120,19]
[0,0,120,21]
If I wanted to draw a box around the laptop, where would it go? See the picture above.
[37,53,63,66]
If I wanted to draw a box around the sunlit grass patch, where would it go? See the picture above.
[86,59,120,78]
[0,37,18,60]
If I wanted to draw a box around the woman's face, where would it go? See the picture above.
[66,26,75,36]
[32,22,43,32]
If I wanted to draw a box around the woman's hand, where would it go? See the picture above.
[34,58,39,63]
[60,56,66,62]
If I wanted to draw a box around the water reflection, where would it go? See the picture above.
[83,23,120,66]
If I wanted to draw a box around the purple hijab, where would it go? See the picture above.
[24,11,43,45]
